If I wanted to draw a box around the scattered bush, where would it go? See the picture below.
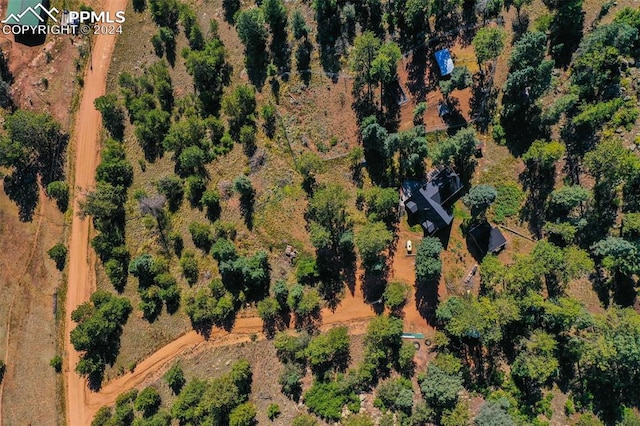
[267,403,281,420]
[164,363,185,394]
[48,243,68,271]
[50,355,63,373]
[46,181,69,211]
[188,222,213,252]
[304,380,359,421]
[384,281,410,312]
[229,402,257,426]
[180,250,199,285]
[134,386,161,417]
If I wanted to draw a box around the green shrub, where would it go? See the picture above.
[164,363,185,394]
[48,243,68,271]
[201,189,221,221]
[134,386,161,417]
[491,182,524,223]
[180,250,199,285]
[186,175,207,207]
[292,414,319,426]
[229,402,256,426]
[91,406,112,426]
[267,403,281,420]
[296,254,320,284]
[279,363,303,401]
[50,355,63,373]
[565,395,576,415]
[304,380,358,421]
[375,377,414,414]
[188,222,212,252]
[46,181,69,211]
[383,281,410,312]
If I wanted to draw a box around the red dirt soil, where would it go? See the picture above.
[65,1,127,425]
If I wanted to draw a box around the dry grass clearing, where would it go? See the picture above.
[0,193,66,426]
[100,0,371,378]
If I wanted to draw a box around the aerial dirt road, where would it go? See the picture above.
[83,289,376,420]
[65,1,127,425]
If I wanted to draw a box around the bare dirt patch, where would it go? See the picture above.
[279,74,360,158]
[397,43,479,133]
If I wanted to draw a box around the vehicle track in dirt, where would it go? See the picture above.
[84,303,375,421]
[64,1,127,424]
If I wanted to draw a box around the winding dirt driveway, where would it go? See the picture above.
[65,1,127,425]
[83,290,376,421]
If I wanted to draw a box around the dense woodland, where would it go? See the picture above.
[1,0,640,424]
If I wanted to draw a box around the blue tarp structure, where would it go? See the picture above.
[434,48,454,76]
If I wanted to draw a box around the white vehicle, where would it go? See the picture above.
[406,240,413,254]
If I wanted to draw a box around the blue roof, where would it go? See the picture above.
[435,49,454,76]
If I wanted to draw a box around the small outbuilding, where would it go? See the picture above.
[434,48,455,76]
[468,221,507,255]
[437,102,451,117]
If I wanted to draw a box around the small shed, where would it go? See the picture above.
[434,48,455,76]
[437,102,451,117]
[469,222,507,255]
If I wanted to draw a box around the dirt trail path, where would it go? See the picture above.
[83,289,375,421]
[65,1,127,425]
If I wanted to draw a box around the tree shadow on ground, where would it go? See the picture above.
[405,47,429,102]
[247,52,269,90]
[316,247,356,311]
[190,310,237,340]
[343,260,357,297]
[361,271,386,315]
[222,0,240,23]
[414,278,440,325]
[296,40,313,86]
[271,36,291,76]
[502,106,548,158]
[549,2,584,69]
[442,96,468,130]
[3,166,39,222]
[469,74,498,134]
[613,275,637,307]
[590,270,611,309]
[519,166,556,238]
[295,309,322,334]
[239,193,254,230]
[262,312,291,339]
[511,13,530,43]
